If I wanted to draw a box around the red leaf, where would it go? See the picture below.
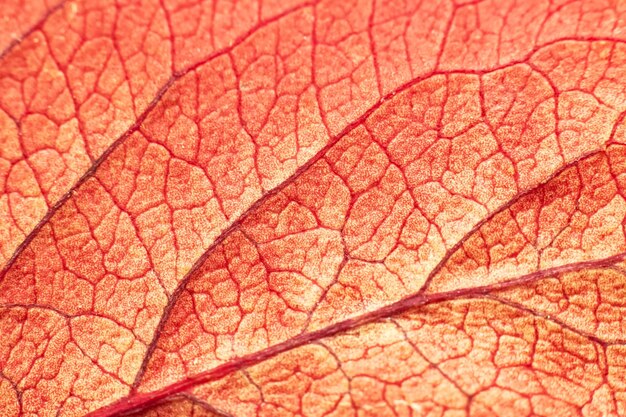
[2,0,626,416]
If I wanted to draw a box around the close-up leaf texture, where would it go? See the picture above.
[2,0,626,415]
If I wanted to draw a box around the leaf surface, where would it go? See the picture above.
[2,0,626,416]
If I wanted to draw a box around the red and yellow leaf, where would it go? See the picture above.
[2,0,626,416]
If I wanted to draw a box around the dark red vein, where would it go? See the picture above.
[0,0,66,60]
[90,252,626,417]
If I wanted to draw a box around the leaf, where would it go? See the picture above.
[0,0,64,54]
[2,0,626,416]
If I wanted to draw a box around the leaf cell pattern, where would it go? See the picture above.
[2,0,626,416]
